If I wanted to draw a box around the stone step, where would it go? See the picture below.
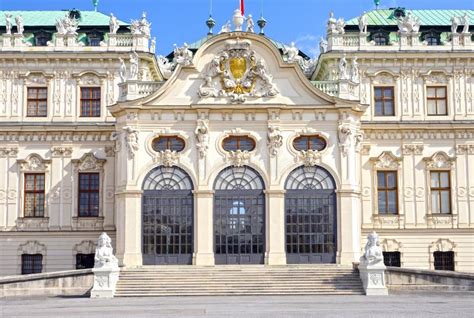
[115,291,365,296]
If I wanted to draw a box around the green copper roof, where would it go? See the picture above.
[346,9,474,26]
[0,10,128,27]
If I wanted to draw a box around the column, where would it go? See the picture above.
[338,189,361,265]
[193,190,215,265]
[265,190,286,265]
[115,190,142,267]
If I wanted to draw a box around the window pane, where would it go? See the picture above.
[384,101,394,115]
[437,87,446,98]
[437,100,447,115]
[377,172,386,188]
[427,100,437,115]
[374,88,382,99]
[441,191,450,214]
[431,172,439,188]
[384,88,393,98]
[388,190,397,213]
[431,191,440,214]
[387,172,396,188]
[375,101,383,116]
[427,87,436,98]
[440,172,449,188]
[378,192,387,213]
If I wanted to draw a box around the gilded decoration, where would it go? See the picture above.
[198,39,279,103]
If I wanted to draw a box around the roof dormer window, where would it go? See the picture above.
[34,31,51,47]
[423,32,441,46]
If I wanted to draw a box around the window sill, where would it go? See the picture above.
[425,214,457,228]
[72,216,104,230]
[16,217,49,231]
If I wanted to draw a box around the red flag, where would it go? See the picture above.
[240,0,245,15]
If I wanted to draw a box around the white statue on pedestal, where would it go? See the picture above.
[94,232,118,269]
[358,231,388,296]
[338,56,348,80]
[350,57,359,83]
[118,58,127,82]
[150,37,156,54]
[109,13,120,34]
[319,37,328,53]
[173,43,193,66]
[358,12,368,33]
[220,21,231,34]
[397,12,420,34]
[246,14,255,33]
[283,42,300,63]
[157,56,174,79]
[336,18,346,34]
[15,15,24,35]
[327,11,337,34]
[91,232,120,298]
[461,14,470,34]
[129,51,139,80]
[5,14,12,35]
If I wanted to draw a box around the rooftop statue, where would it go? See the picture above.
[452,14,470,34]
[319,37,328,53]
[360,231,384,266]
[109,13,120,34]
[338,55,348,80]
[94,232,118,269]
[130,12,151,37]
[283,42,300,63]
[219,20,231,34]
[157,56,174,79]
[173,43,193,66]
[397,12,420,34]
[461,14,470,34]
[150,37,156,54]
[15,15,24,35]
[4,14,12,35]
[246,14,255,33]
[358,12,368,33]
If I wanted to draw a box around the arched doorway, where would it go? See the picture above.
[214,166,265,265]
[285,166,337,264]
[142,166,194,265]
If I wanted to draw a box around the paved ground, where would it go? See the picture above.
[1,292,474,318]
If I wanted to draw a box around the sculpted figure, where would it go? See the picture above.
[174,43,193,66]
[94,232,118,269]
[267,126,283,157]
[198,56,222,97]
[327,11,337,34]
[451,16,459,34]
[139,12,151,37]
[109,13,120,34]
[461,14,470,34]
[219,21,231,34]
[55,18,66,35]
[118,58,127,82]
[338,55,348,80]
[195,119,210,158]
[350,57,359,83]
[150,37,156,54]
[283,42,300,63]
[358,12,368,33]
[15,15,24,35]
[360,231,384,266]
[398,12,420,34]
[124,126,139,158]
[5,14,12,35]
[336,18,346,34]
[157,55,174,79]
[319,37,328,53]
[129,51,139,79]
[246,14,255,33]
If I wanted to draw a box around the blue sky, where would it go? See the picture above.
[1,0,473,56]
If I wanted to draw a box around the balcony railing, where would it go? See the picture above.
[313,81,340,97]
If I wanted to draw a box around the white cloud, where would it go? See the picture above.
[293,34,321,58]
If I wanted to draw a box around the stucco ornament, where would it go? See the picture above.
[18,154,50,172]
[358,12,368,33]
[219,20,231,34]
[338,123,353,155]
[94,232,118,269]
[173,43,193,66]
[155,149,180,167]
[109,13,120,34]
[198,39,279,103]
[123,126,139,159]
[5,14,12,35]
[267,126,283,157]
[15,15,24,35]
[228,150,251,167]
[397,12,421,34]
[327,12,345,35]
[299,150,322,167]
[195,119,210,158]
[371,151,401,169]
[423,151,455,169]
[360,231,384,266]
[55,13,79,36]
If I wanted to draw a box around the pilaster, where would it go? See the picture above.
[193,190,215,265]
[264,189,286,265]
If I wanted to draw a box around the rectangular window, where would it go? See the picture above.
[430,171,451,214]
[78,173,100,217]
[374,87,395,116]
[377,171,398,214]
[27,87,48,117]
[434,251,455,271]
[383,251,401,267]
[24,173,45,217]
[80,87,101,117]
[76,253,95,269]
[427,86,447,115]
[21,254,43,274]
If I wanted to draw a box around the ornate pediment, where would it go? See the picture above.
[72,153,106,172]
[18,240,47,255]
[370,151,401,169]
[198,39,279,103]
[18,154,51,172]
[423,151,455,169]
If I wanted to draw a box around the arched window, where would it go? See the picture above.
[293,135,327,152]
[423,32,440,46]
[143,166,193,190]
[371,32,389,46]
[87,32,103,47]
[222,136,256,152]
[214,166,264,190]
[152,136,186,153]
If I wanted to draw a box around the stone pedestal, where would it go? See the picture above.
[13,34,25,47]
[65,34,77,47]
[90,267,120,298]
[133,34,149,52]
[108,34,117,48]
[359,32,368,48]
[358,263,389,296]
[55,34,65,48]
[2,34,12,48]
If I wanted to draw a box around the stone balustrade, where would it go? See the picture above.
[327,32,473,52]
[0,32,151,53]
[313,80,340,96]
[119,81,164,101]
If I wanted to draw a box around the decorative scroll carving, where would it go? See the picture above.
[195,119,210,159]
[51,146,73,157]
[267,126,283,157]
[153,149,180,167]
[402,144,424,155]
[299,150,322,167]
[18,154,51,172]
[0,147,18,157]
[72,153,106,172]
[198,39,279,103]
[423,151,455,169]
[370,151,401,169]
[429,238,456,253]
[426,214,457,228]
[227,150,251,167]
[18,240,46,255]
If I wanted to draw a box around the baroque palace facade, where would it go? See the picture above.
[0,7,473,276]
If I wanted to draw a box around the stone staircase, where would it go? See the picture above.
[115,265,364,297]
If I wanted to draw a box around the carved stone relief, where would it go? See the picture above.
[18,154,51,172]
[51,146,73,157]
[153,149,180,167]
[195,119,210,159]
[227,150,251,167]
[402,144,424,155]
[72,153,106,172]
[267,126,283,157]
[423,151,455,169]
[370,151,401,169]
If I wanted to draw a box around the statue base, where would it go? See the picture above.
[358,262,389,296]
[90,266,120,298]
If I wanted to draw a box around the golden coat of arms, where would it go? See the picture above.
[198,39,279,103]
